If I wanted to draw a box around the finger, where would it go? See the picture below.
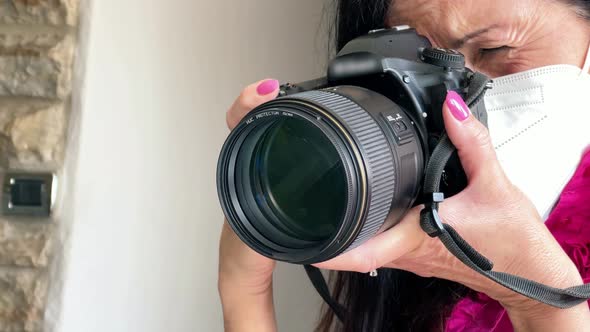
[313,207,425,273]
[226,79,280,129]
[443,91,500,181]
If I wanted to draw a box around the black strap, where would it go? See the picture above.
[421,193,590,309]
[304,265,347,321]
[306,72,590,320]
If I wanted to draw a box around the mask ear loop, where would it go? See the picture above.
[580,43,590,76]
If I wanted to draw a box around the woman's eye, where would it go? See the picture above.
[479,46,511,54]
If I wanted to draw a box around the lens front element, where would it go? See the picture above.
[256,117,347,241]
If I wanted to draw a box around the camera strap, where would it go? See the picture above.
[420,135,590,309]
[305,72,590,322]
[420,71,590,308]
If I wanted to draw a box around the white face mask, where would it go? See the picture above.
[485,46,590,219]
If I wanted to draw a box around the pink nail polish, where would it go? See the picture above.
[445,91,471,121]
[256,79,279,96]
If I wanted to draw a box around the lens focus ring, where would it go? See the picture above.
[293,90,396,252]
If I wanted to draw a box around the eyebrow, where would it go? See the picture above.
[452,25,499,49]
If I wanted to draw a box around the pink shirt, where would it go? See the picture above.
[446,150,590,332]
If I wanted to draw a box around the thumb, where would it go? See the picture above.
[442,91,499,181]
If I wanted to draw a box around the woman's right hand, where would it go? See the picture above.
[218,79,281,332]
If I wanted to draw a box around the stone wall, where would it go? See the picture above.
[0,1,78,331]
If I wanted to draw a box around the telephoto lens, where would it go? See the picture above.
[217,27,487,264]
[217,85,424,264]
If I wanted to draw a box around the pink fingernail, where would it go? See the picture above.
[445,91,471,122]
[256,79,279,96]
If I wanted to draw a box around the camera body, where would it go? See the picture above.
[217,27,489,264]
[279,26,487,202]
[282,26,487,150]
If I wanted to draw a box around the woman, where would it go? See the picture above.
[219,0,590,331]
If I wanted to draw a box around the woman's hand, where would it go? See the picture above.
[219,79,280,332]
[315,91,590,331]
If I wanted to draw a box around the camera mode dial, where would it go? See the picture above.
[420,48,465,69]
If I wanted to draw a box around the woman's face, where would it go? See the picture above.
[387,0,590,77]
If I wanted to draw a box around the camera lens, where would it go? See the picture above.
[218,87,424,264]
[252,117,347,241]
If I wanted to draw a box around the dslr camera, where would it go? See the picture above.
[217,26,489,264]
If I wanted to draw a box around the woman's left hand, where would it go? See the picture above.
[315,91,590,329]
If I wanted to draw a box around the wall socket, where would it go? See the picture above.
[1,172,55,218]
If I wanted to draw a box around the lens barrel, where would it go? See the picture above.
[217,86,424,264]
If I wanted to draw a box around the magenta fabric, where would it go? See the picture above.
[446,149,590,332]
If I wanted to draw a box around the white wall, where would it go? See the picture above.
[56,1,329,331]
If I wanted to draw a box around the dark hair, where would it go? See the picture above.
[317,0,590,331]
[568,0,590,19]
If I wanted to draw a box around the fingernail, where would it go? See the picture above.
[256,79,279,96]
[446,91,470,121]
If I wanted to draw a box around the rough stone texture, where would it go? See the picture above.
[0,135,12,169]
[10,104,66,166]
[0,269,47,332]
[0,100,54,132]
[0,0,78,26]
[0,0,78,330]
[0,101,66,168]
[0,221,53,268]
[0,54,60,98]
[0,30,68,52]
[0,34,74,99]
